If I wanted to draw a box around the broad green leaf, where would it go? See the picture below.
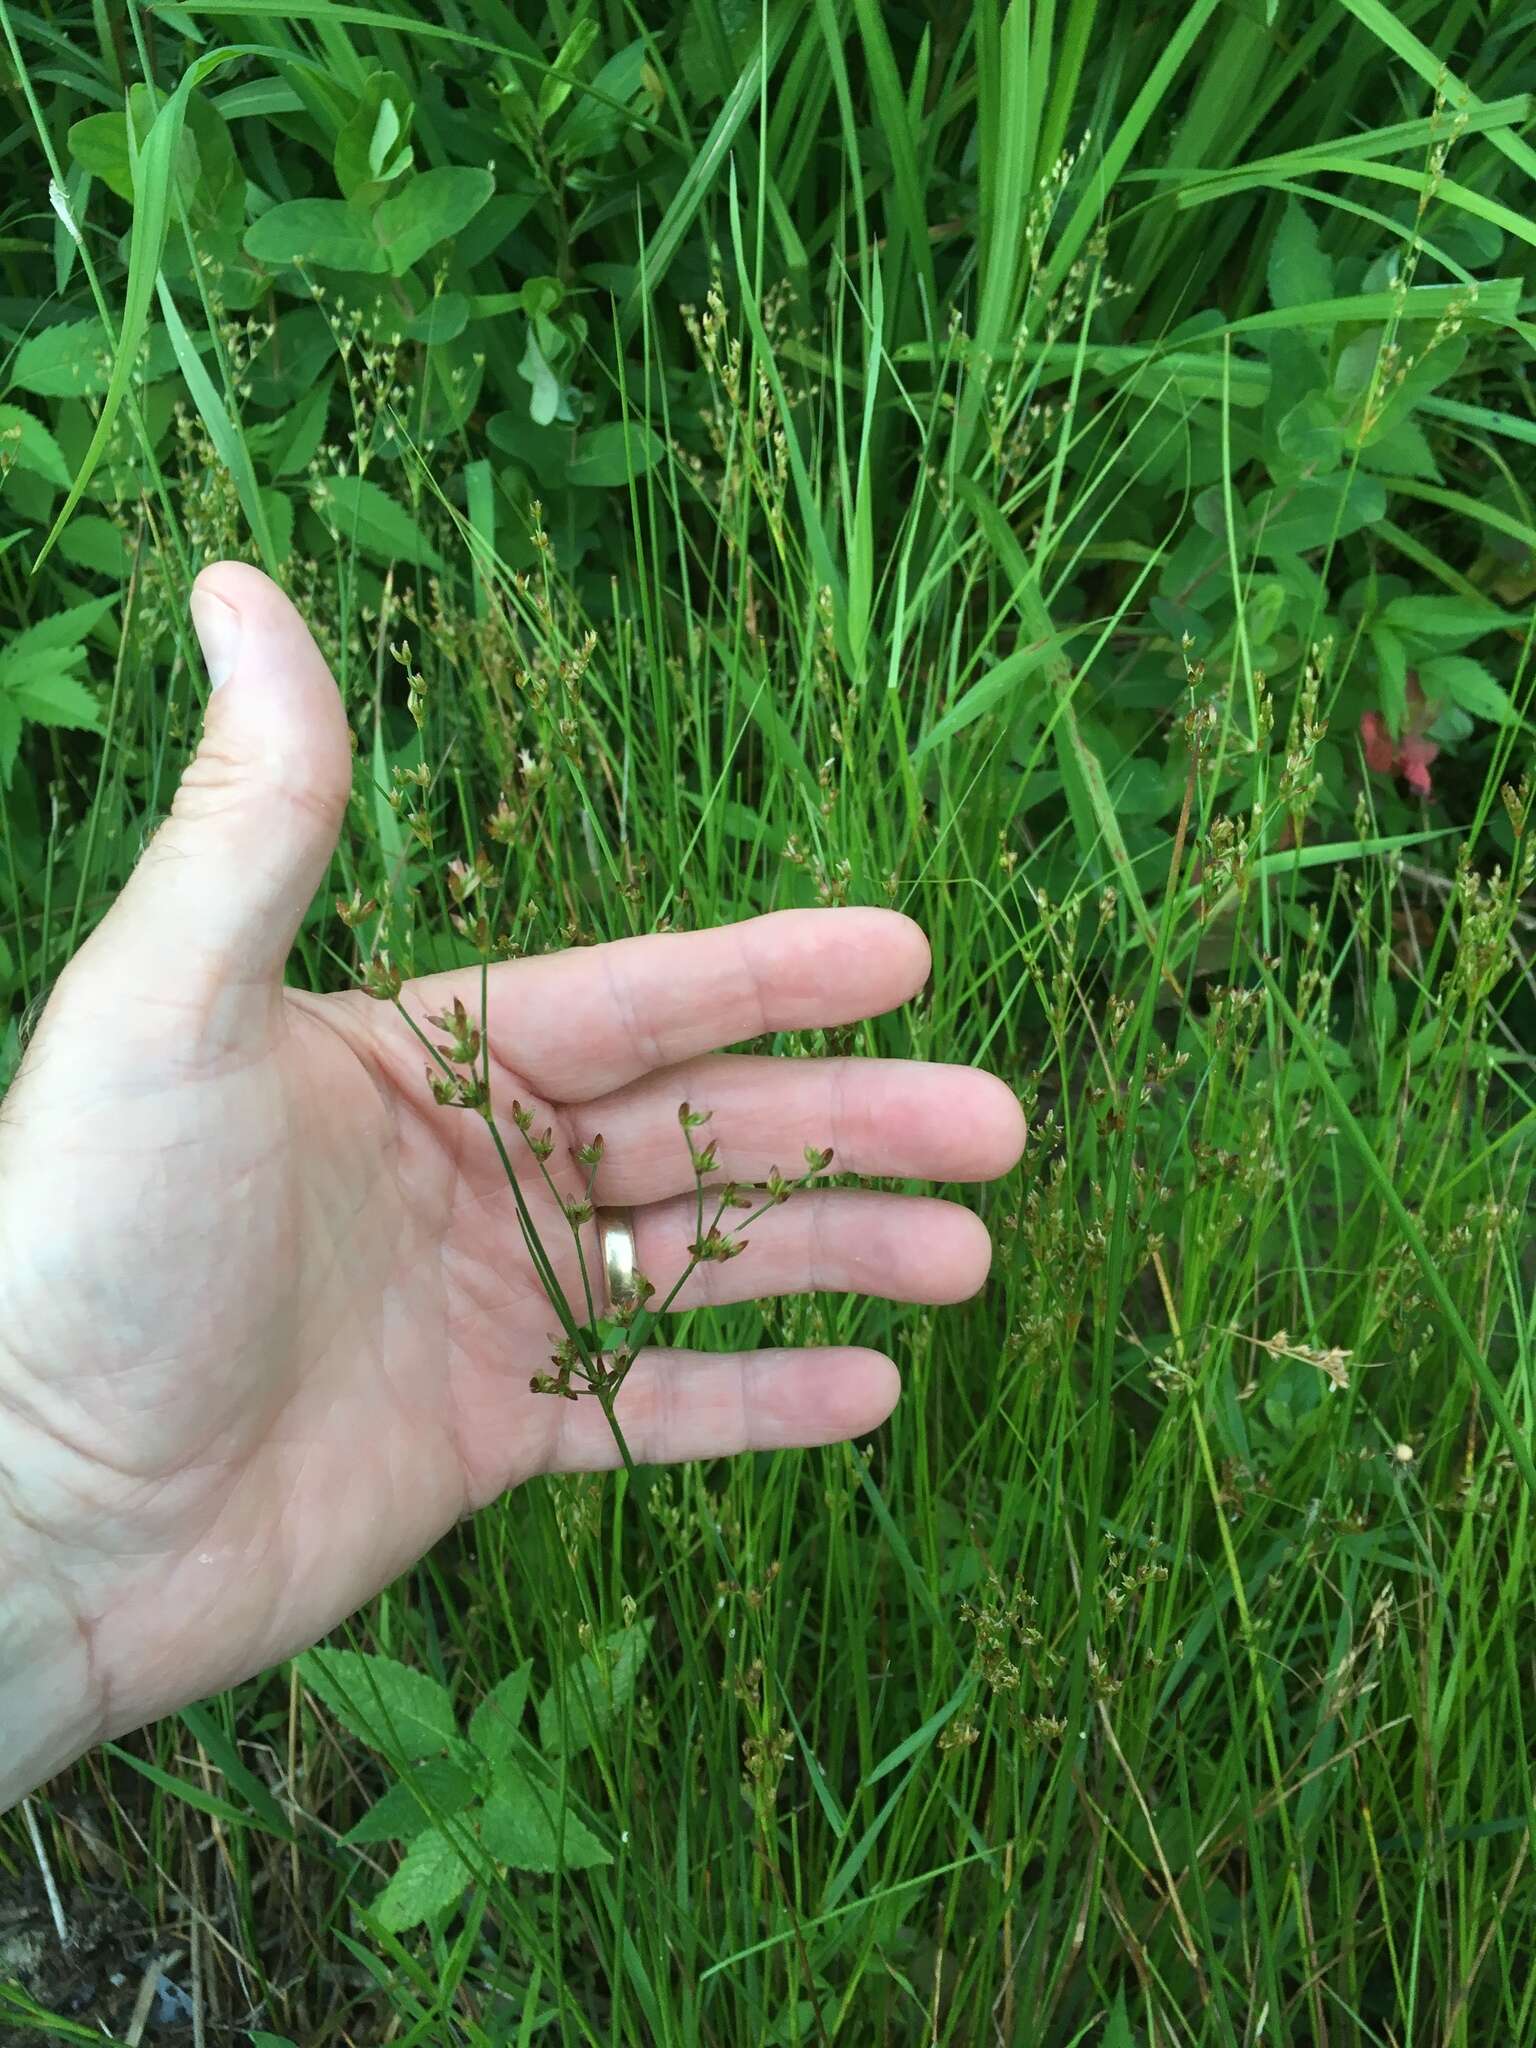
[1370,624,1408,735]
[1267,197,1333,311]
[0,402,71,486]
[1251,473,1385,555]
[1378,595,1515,644]
[8,671,101,733]
[58,514,128,577]
[374,166,495,277]
[299,1647,456,1760]
[566,420,664,487]
[1360,415,1441,480]
[0,645,85,693]
[9,318,112,397]
[3,595,119,661]
[480,1761,611,1872]
[335,70,415,201]
[244,198,387,274]
[343,1758,478,1843]
[70,87,209,210]
[538,1621,653,1757]
[370,1826,470,1931]
[518,324,564,426]
[469,1663,533,1758]
[1420,654,1518,726]
[68,111,136,199]
[313,472,444,570]
[1276,392,1342,472]
[403,292,469,345]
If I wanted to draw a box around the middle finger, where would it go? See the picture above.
[569,1054,1025,1205]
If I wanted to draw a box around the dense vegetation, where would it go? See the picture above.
[3,0,1535,2040]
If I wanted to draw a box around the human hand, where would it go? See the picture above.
[0,565,1023,1800]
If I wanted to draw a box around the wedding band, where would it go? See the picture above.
[599,1207,639,1312]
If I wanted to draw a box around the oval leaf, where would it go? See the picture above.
[567,420,664,487]
[244,198,387,274]
[374,166,495,277]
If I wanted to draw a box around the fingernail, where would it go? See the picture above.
[190,587,241,691]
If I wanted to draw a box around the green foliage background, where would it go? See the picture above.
[2,1,1536,2042]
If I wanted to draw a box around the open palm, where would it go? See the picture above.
[0,565,1022,1752]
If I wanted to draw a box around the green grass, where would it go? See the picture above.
[3,0,1536,2040]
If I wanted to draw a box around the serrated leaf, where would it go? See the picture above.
[566,420,665,487]
[538,1621,652,1758]
[374,166,495,277]
[370,1825,470,1931]
[1377,596,1515,645]
[9,318,112,397]
[8,670,100,733]
[1360,413,1440,480]
[1370,624,1408,735]
[1421,655,1518,727]
[469,1664,533,1758]
[244,198,387,274]
[0,403,71,487]
[58,514,128,577]
[1268,198,1332,313]
[480,1760,611,1872]
[343,1757,477,1843]
[313,472,444,570]
[299,1648,455,1760]
[2,596,119,665]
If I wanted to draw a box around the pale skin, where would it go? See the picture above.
[0,563,1024,1807]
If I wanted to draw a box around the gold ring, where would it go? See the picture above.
[599,1207,639,1313]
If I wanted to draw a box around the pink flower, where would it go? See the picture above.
[1360,676,1440,797]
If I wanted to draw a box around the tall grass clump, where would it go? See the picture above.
[2,0,1535,2041]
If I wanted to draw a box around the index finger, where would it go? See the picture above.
[404,907,931,1100]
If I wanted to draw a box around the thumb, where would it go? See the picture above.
[86,562,353,1014]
